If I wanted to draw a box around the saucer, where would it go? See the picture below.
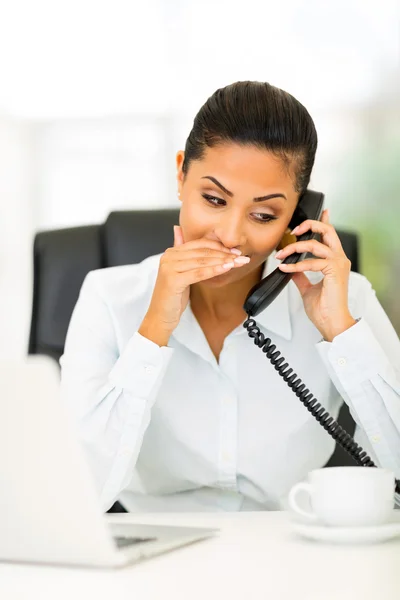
[290,514,400,544]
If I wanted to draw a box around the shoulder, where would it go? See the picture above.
[81,253,162,308]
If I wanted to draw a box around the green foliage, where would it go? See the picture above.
[331,134,400,332]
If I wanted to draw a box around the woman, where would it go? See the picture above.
[60,81,400,513]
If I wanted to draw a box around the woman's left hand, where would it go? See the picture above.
[275,209,357,342]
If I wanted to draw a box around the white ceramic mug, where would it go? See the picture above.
[288,467,395,527]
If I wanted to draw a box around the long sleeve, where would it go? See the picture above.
[315,275,400,502]
[59,272,174,511]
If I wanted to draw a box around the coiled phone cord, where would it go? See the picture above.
[243,316,400,497]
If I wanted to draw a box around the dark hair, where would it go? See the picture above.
[182,81,318,195]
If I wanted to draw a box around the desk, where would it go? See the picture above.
[1,511,399,600]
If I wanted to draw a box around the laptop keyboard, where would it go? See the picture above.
[114,536,157,549]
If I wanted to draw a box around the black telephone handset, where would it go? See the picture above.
[244,189,325,316]
[242,189,400,496]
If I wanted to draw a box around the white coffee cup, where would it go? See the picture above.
[288,467,395,527]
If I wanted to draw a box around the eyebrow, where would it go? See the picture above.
[201,176,287,202]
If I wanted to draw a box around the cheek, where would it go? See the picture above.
[250,226,287,255]
[179,201,213,240]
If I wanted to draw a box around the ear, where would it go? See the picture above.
[176,150,185,201]
[276,228,297,251]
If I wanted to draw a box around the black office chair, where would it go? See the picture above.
[28,209,360,506]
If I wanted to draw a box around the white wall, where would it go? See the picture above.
[35,115,182,229]
[0,117,37,359]
[0,0,399,358]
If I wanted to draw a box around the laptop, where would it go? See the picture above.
[0,355,216,568]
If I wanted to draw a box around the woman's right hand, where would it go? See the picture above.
[138,225,250,346]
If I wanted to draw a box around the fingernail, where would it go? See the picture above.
[291,226,299,235]
[234,256,250,264]
[230,248,242,255]
[275,250,283,258]
[223,261,235,269]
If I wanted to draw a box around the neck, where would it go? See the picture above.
[190,261,266,321]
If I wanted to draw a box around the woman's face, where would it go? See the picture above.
[176,143,300,287]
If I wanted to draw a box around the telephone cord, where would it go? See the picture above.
[243,316,400,502]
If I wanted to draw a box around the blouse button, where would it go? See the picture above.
[337,357,347,367]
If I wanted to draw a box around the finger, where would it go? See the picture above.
[276,239,332,260]
[180,261,240,285]
[173,237,240,255]
[175,255,250,273]
[172,248,241,262]
[290,272,313,297]
[278,258,328,273]
[321,208,330,224]
[173,225,184,247]
[291,218,343,253]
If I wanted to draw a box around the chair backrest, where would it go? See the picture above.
[28,210,179,362]
[28,225,104,362]
[28,209,360,468]
[103,209,179,267]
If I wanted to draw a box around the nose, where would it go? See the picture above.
[213,212,247,251]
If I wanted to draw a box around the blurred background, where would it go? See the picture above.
[0,0,399,360]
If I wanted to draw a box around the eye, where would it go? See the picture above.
[252,213,278,224]
[201,193,278,224]
[202,193,226,207]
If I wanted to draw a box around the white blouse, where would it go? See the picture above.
[60,251,400,512]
